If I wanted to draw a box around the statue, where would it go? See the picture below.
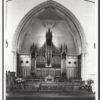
[46,28,52,46]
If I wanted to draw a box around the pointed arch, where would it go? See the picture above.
[13,0,86,54]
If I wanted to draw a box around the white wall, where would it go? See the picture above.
[5,0,97,84]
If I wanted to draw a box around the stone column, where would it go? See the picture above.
[81,53,86,80]
[12,51,17,76]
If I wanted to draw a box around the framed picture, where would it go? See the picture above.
[2,0,98,100]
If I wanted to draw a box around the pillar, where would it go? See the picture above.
[81,53,86,80]
[12,51,17,76]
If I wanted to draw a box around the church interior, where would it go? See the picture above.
[5,0,97,100]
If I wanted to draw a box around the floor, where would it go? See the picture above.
[6,91,95,100]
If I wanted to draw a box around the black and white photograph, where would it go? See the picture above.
[4,0,98,100]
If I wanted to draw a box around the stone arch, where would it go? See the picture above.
[13,0,86,54]
[12,0,87,80]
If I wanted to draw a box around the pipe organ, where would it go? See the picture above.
[17,29,81,80]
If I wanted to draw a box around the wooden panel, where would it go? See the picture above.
[51,56,61,65]
[42,68,48,77]
[66,67,78,79]
[31,58,35,71]
[49,68,55,76]
[18,55,31,77]
[36,69,42,77]
[36,68,61,78]
[21,66,31,77]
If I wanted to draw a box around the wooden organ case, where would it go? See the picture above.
[17,29,81,80]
